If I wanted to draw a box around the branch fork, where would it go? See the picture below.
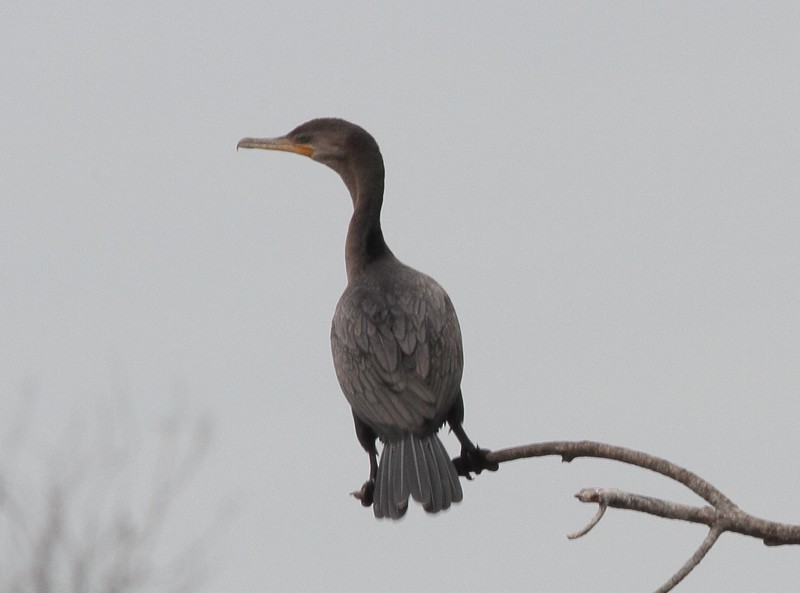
[482,440,800,593]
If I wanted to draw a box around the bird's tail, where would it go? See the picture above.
[373,432,463,519]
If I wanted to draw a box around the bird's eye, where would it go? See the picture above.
[296,134,311,144]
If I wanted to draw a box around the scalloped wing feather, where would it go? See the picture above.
[330,266,463,439]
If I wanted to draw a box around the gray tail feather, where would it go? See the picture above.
[373,433,463,519]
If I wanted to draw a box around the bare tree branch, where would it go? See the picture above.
[487,440,735,507]
[654,527,722,593]
[481,440,800,592]
[566,499,606,540]
[1,398,217,593]
[573,487,717,526]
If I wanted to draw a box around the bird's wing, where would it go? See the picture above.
[330,274,463,438]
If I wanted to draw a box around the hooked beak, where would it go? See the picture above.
[236,136,315,157]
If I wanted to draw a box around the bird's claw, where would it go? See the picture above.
[452,444,499,478]
[351,479,375,507]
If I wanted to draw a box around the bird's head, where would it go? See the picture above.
[237,118,383,182]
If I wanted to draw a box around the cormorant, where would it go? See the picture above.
[238,118,496,518]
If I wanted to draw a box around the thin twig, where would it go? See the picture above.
[566,500,606,540]
[654,527,723,593]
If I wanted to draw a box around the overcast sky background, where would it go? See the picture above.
[2,2,799,592]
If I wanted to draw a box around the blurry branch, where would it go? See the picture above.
[0,396,220,593]
[484,441,800,593]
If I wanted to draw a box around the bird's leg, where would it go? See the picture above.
[351,414,378,507]
[449,420,499,478]
[352,448,378,507]
[446,395,499,478]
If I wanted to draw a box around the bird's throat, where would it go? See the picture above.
[345,190,391,281]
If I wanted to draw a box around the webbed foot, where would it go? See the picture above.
[452,444,499,479]
[351,479,375,507]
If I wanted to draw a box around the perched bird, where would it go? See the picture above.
[238,118,496,518]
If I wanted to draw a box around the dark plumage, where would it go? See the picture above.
[238,118,496,518]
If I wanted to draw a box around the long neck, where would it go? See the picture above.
[343,159,392,280]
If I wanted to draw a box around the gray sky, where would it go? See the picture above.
[2,1,800,591]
